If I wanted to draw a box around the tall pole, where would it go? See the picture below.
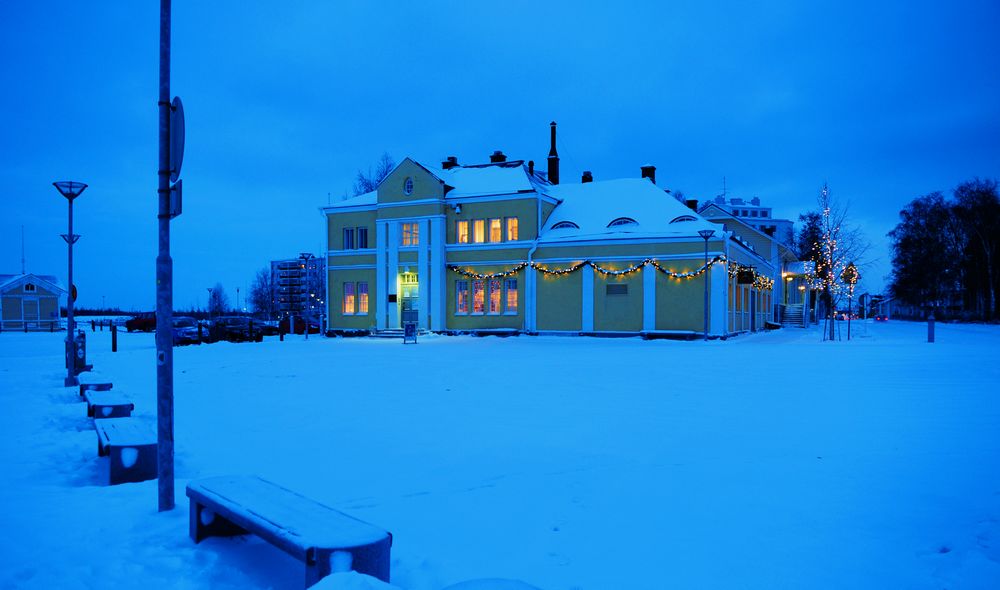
[703,237,709,341]
[155,0,175,512]
[66,197,76,384]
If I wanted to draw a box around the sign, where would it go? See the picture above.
[169,179,182,218]
[169,96,185,183]
[71,284,77,302]
[403,321,417,344]
[736,269,755,285]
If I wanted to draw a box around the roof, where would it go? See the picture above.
[0,273,66,294]
[437,161,537,198]
[539,178,723,243]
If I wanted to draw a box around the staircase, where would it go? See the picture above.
[782,304,805,327]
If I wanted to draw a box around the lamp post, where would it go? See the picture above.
[54,181,87,386]
[698,229,716,341]
[299,253,315,340]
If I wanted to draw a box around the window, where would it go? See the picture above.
[457,220,470,244]
[750,210,758,217]
[473,219,486,243]
[506,217,519,241]
[358,282,369,314]
[401,222,419,246]
[670,215,696,224]
[504,278,518,313]
[607,217,638,227]
[472,280,485,314]
[24,283,36,293]
[552,221,579,230]
[356,227,368,249]
[489,218,502,243]
[488,279,502,313]
[343,283,356,314]
[343,228,355,250]
[403,177,414,195]
[606,284,628,295]
[456,280,469,314]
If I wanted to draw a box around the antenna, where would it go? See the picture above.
[327,192,331,205]
[20,225,25,274]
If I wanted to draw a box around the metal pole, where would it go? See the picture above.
[155,0,175,512]
[66,196,76,385]
[703,237,709,341]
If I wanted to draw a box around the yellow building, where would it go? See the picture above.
[0,273,66,331]
[322,129,797,338]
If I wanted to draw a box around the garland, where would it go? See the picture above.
[447,256,776,291]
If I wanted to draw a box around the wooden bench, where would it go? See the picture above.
[94,417,157,485]
[186,476,392,587]
[79,382,113,397]
[84,390,134,419]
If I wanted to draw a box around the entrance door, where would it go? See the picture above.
[399,272,419,325]
[22,298,40,328]
[750,292,757,331]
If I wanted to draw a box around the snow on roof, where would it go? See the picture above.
[437,162,536,198]
[0,273,66,293]
[540,178,722,242]
[324,190,377,210]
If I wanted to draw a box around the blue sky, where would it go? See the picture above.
[2,0,998,309]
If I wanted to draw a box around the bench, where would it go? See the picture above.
[79,382,113,397]
[84,390,134,419]
[186,476,392,587]
[94,417,157,485]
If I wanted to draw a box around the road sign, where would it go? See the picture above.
[71,284,77,302]
[170,96,185,183]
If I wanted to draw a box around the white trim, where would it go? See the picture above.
[378,213,446,221]
[375,222,387,331]
[327,248,376,256]
[446,259,524,267]
[582,266,594,332]
[377,198,443,208]
[446,192,559,206]
[327,264,377,270]
[446,241,534,251]
[430,216,446,331]
[418,218,429,330]
[642,263,656,331]
[534,253,725,264]
[537,236,725,247]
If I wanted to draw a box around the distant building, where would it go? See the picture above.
[700,196,795,246]
[0,273,66,331]
[270,257,325,322]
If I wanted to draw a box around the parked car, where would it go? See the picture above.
[875,314,889,322]
[278,316,321,335]
[258,320,280,336]
[172,316,202,345]
[125,312,156,332]
[213,316,265,342]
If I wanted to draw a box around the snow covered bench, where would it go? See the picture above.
[94,417,157,485]
[79,381,113,397]
[186,476,392,588]
[84,390,134,419]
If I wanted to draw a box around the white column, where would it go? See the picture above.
[429,216,446,332]
[525,262,536,332]
[581,265,594,332]
[375,221,387,331]
[387,221,399,329]
[642,262,656,331]
[710,262,727,336]
[417,219,429,330]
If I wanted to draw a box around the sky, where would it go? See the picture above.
[2,0,998,310]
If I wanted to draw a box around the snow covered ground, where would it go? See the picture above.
[1,322,998,589]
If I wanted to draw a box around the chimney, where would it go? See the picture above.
[490,150,507,163]
[547,121,560,185]
[528,160,534,176]
[582,171,593,183]
[685,199,699,212]
[442,156,459,170]
[640,165,656,184]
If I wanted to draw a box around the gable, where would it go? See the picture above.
[377,158,446,204]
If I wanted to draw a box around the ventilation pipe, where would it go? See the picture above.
[547,121,560,185]
[582,171,593,183]
[442,156,459,170]
[490,150,507,163]
[641,165,656,184]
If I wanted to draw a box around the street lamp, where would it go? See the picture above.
[698,229,716,341]
[299,253,315,340]
[54,180,87,386]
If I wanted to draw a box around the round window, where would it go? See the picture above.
[403,177,414,195]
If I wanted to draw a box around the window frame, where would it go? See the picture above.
[455,280,470,315]
[503,278,518,314]
[343,227,355,250]
[357,282,369,314]
[488,218,502,243]
[356,226,368,249]
[472,280,485,315]
[342,282,356,315]
[403,177,414,195]
[473,219,486,244]
[607,217,638,228]
[487,278,502,314]
[457,220,470,244]
[506,217,519,241]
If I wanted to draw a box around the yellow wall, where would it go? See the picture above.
[537,269,582,331]
[446,247,531,264]
[377,159,445,204]
[445,198,538,243]
[655,261,707,332]
[445,267,525,331]
[327,210,376,251]
[594,264,644,332]
[328,269,376,331]
[535,239,723,262]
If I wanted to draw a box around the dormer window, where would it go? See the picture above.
[670,215,697,224]
[403,177,414,195]
[24,283,36,292]
[551,221,579,230]
[607,217,638,228]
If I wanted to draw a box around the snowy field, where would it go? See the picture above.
[1,322,999,589]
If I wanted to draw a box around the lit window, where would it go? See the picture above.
[457,220,470,244]
[401,222,419,246]
[343,228,355,250]
[358,282,368,314]
[472,280,485,314]
[343,283,355,314]
[488,279,502,313]
[356,227,368,249]
[403,177,414,195]
[489,218,502,243]
[607,217,638,228]
[506,217,518,241]
[456,280,469,314]
[473,219,485,243]
[504,278,517,313]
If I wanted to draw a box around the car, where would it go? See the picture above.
[875,314,888,322]
[213,316,265,342]
[278,316,321,335]
[172,316,203,345]
[257,320,280,336]
[125,312,156,332]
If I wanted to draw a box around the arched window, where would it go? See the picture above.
[24,283,36,292]
[670,215,697,223]
[607,217,638,228]
[551,221,579,230]
[403,177,414,195]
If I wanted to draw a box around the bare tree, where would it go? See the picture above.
[351,152,395,196]
[953,178,1000,320]
[208,283,229,316]
[248,267,276,320]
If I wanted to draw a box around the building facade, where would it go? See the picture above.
[701,196,795,246]
[271,256,325,322]
[322,130,800,337]
[0,273,65,331]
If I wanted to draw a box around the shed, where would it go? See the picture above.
[0,273,66,331]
